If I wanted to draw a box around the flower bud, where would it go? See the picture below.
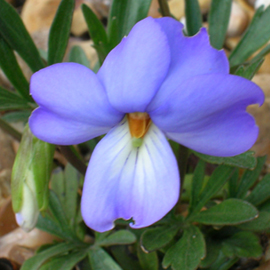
[11,124,55,231]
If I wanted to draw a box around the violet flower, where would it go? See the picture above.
[29,17,264,232]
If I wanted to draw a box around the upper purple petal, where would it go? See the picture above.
[97,17,171,113]
[150,74,264,157]
[29,63,123,144]
[81,118,179,232]
[147,17,229,111]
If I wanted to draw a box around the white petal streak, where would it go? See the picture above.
[81,118,180,232]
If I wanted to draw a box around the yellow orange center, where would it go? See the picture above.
[127,112,152,138]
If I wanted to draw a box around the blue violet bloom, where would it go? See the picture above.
[29,17,264,232]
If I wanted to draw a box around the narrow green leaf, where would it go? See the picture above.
[191,199,258,225]
[69,45,90,67]
[1,111,31,123]
[233,58,264,79]
[246,174,270,206]
[47,190,77,239]
[140,224,179,252]
[251,43,270,64]
[200,239,221,268]
[193,151,256,169]
[0,36,31,100]
[107,0,152,48]
[184,0,202,36]
[21,242,79,270]
[236,156,266,199]
[97,230,136,246]
[50,168,65,207]
[36,214,74,240]
[63,163,80,226]
[82,4,109,63]
[187,165,235,219]
[228,169,239,198]
[47,0,75,65]
[208,0,232,49]
[0,0,44,72]
[39,250,87,270]
[163,225,205,270]
[229,6,270,67]
[207,251,238,270]
[237,211,270,231]
[88,247,122,270]
[0,86,32,110]
[137,246,158,270]
[222,232,262,258]
[110,246,143,270]
[189,160,206,213]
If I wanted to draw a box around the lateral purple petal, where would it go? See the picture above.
[97,17,171,113]
[81,118,179,232]
[29,108,110,145]
[150,74,264,156]
[148,17,229,110]
[29,63,123,144]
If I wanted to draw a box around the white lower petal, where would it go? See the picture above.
[81,118,180,232]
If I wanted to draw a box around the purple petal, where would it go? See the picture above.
[29,63,123,144]
[29,108,110,145]
[81,118,179,232]
[150,74,264,157]
[97,17,171,113]
[148,17,229,111]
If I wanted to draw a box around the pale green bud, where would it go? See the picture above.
[11,124,55,231]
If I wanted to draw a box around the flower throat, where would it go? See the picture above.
[127,112,152,139]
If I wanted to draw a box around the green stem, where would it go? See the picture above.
[158,0,171,17]
[0,118,22,141]
[59,146,87,175]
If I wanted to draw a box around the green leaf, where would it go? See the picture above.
[1,111,31,123]
[200,239,221,268]
[36,214,74,240]
[228,169,239,198]
[69,45,90,67]
[110,246,142,270]
[21,242,79,270]
[233,58,264,80]
[237,211,270,231]
[208,0,232,49]
[163,225,205,270]
[88,247,122,270]
[47,0,75,65]
[137,246,158,270]
[206,251,238,270]
[107,0,152,48]
[184,0,202,36]
[191,199,258,225]
[39,250,87,270]
[49,190,70,227]
[229,6,270,67]
[0,86,32,110]
[189,160,206,213]
[193,151,256,169]
[63,163,80,226]
[251,42,270,64]
[222,232,262,258]
[0,0,44,72]
[0,36,31,100]
[246,174,270,206]
[140,224,179,252]
[97,230,136,246]
[82,4,109,63]
[236,156,266,199]
[187,165,235,219]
